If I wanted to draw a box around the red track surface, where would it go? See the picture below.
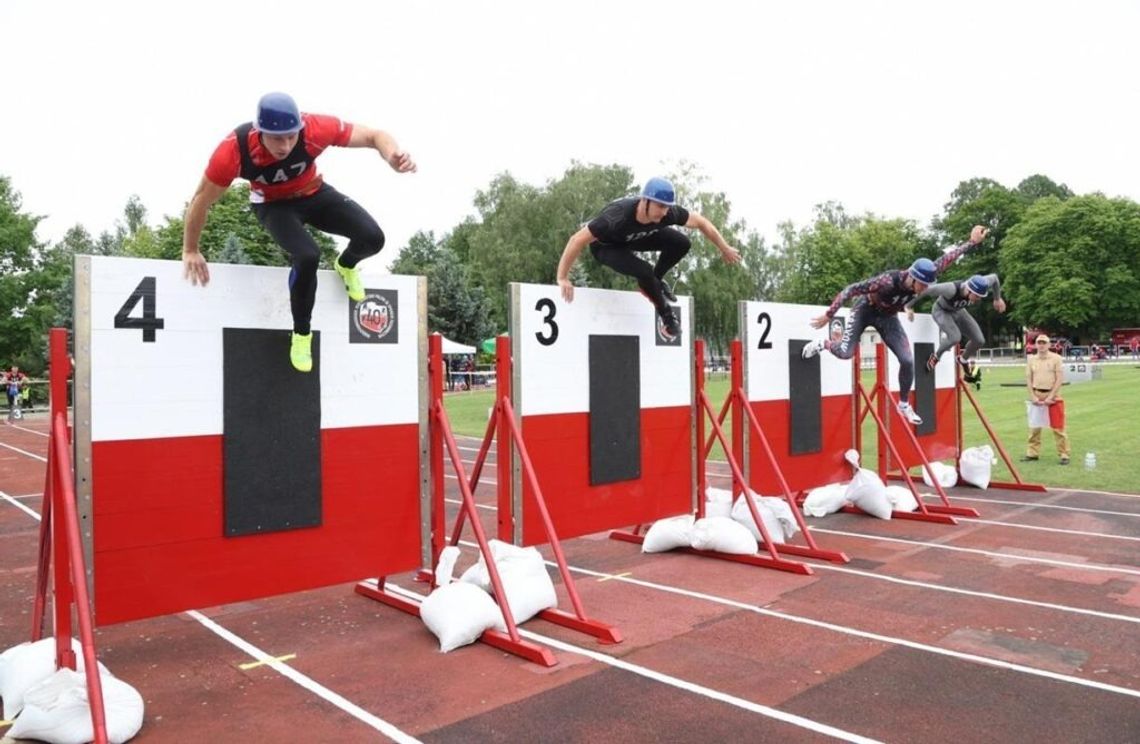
[3,414,1139,743]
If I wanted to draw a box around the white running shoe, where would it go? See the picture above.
[801,339,826,360]
[897,402,923,425]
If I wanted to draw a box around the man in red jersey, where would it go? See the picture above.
[181,92,416,372]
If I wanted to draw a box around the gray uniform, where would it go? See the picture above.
[906,274,1002,361]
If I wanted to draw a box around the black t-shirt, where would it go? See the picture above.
[586,197,690,246]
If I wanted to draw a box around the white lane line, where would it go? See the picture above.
[810,528,1140,577]
[1,489,42,521]
[923,495,1140,520]
[459,543,1140,701]
[382,583,880,744]
[444,497,496,512]
[810,564,1140,625]
[187,611,420,744]
[0,441,46,462]
[444,474,499,487]
[8,424,49,438]
[447,497,1140,625]
[3,496,421,744]
[964,518,1140,542]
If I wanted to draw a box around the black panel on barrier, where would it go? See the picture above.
[789,339,822,455]
[223,328,322,537]
[914,341,936,436]
[589,335,641,485]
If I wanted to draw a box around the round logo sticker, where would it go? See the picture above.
[354,292,395,341]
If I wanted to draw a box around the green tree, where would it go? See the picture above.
[0,176,51,373]
[933,174,1075,341]
[390,230,495,344]
[1000,194,1140,339]
[777,203,925,307]
[155,185,337,267]
[39,224,97,330]
[217,233,251,264]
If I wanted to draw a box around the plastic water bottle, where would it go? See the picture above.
[1084,452,1097,470]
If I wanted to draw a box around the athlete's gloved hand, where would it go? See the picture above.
[809,314,829,329]
[969,225,989,244]
[906,308,915,322]
[994,298,1006,314]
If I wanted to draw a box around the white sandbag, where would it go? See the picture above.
[846,468,892,520]
[420,582,508,653]
[0,638,107,720]
[690,517,758,555]
[435,545,462,586]
[885,485,920,512]
[730,493,799,544]
[642,514,696,553]
[959,445,996,489]
[7,668,144,744]
[921,460,959,488]
[1026,400,1050,429]
[704,487,734,519]
[802,483,849,517]
[458,539,557,623]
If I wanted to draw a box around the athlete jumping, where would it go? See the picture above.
[905,273,1006,377]
[801,225,990,425]
[181,92,416,372]
[555,177,741,338]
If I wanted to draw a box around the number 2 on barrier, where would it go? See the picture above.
[756,311,773,350]
[535,297,559,346]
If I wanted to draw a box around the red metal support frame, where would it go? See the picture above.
[612,339,814,576]
[357,334,559,667]
[360,335,621,667]
[853,345,962,522]
[29,329,109,744]
[958,376,1046,493]
[698,340,849,563]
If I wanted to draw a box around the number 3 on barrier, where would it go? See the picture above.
[535,297,559,346]
[114,276,166,342]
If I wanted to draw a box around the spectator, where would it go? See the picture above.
[1131,335,1140,361]
[1023,335,1071,465]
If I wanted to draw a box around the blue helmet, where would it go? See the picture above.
[908,257,937,284]
[965,274,990,297]
[641,177,676,206]
[256,92,303,134]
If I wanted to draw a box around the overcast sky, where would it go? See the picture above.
[3,1,1137,265]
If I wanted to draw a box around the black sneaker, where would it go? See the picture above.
[658,277,678,303]
[1019,455,1039,462]
[659,307,681,338]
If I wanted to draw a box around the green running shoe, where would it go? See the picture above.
[290,332,313,373]
[335,256,365,301]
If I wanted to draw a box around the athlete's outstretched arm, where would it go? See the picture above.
[181,176,229,287]
[811,274,886,328]
[904,282,955,320]
[934,225,989,272]
[347,125,416,173]
[684,213,742,264]
[556,226,595,302]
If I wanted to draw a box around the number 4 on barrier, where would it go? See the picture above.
[113,277,165,342]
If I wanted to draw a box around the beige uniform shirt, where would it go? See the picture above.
[1026,350,1063,393]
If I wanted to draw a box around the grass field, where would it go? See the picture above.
[442,363,1140,493]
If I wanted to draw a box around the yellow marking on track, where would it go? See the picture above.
[239,653,296,670]
[596,572,632,582]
